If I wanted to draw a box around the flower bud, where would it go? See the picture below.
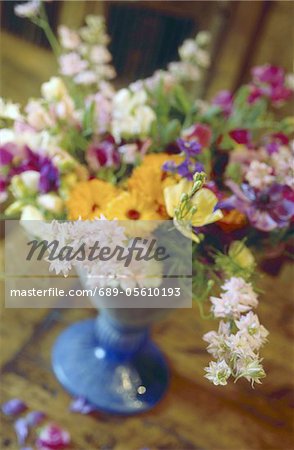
[229,241,255,269]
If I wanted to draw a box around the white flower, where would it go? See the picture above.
[0,129,15,145]
[41,77,68,101]
[111,89,155,141]
[25,100,54,130]
[20,171,40,193]
[245,161,274,189]
[74,71,97,85]
[234,357,266,386]
[59,52,88,76]
[0,98,22,120]
[226,332,256,359]
[90,45,112,64]
[118,144,139,164]
[58,25,81,50]
[168,61,200,82]
[179,39,198,61]
[271,145,294,188]
[203,320,230,359]
[210,277,258,319]
[204,360,231,386]
[21,205,44,221]
[37,193,64,214]
[235,311,269,350]
[14,0,40,18]
[195,31,211,46]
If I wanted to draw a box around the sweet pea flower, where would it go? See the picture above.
[86,137,120,172]
[249,64,292,105]
[183,123,212,148]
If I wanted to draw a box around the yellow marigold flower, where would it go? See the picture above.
[105,191,162,236]
[67,179,119,220]
[128,153,182,218]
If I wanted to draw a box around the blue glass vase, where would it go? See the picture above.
[52,308,169,415]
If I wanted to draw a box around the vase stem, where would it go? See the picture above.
[95,310,149,359]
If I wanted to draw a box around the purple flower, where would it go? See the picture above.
[212,90,233,116]
[39,159,59,193]
[69,397,96,414]
[226,181,294,231]
[86,136,120,172]
[10,147,59,193]
[0,147,14,166]
[2,398,27,416]
[229,129,252,146]
[176,138,201,157]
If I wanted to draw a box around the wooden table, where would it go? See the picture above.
[0,253,293,450]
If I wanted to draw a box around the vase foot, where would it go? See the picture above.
[52,319,169,415]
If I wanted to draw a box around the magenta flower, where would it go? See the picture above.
[36,423,70,450]
[226,181,294,231]
[249,64,292,105]
[229,129,252,146]
[86,136,120,172]
[212,90,233,116]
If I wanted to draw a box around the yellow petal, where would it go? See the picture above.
[163,179,192,217]
[191,188,223,227]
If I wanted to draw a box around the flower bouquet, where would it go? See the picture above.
[1,1,293,413]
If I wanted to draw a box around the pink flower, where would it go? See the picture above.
[58,25,80,50]
[59,52,88,76]
[36,424,70,450]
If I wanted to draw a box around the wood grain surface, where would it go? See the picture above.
[0,240,293,450]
